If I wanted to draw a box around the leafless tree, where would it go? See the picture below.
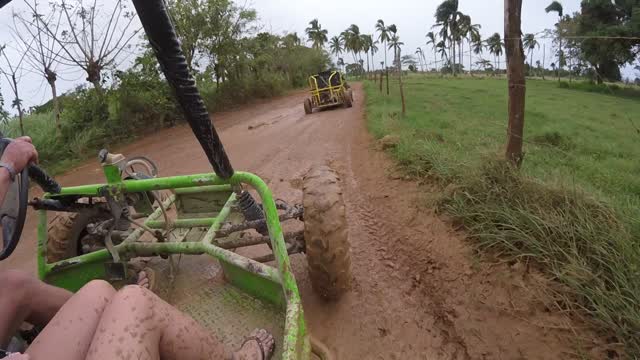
[26,0,141,94]
[0,44,29,136]
[13,0,65,132]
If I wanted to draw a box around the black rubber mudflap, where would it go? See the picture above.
[131,0,234,179]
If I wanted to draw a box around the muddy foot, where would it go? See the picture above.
[233,328,275,360]
[136,268,155,291]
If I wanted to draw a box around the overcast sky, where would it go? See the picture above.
[0,0,637,113]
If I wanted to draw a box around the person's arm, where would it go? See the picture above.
[0,137,38,206]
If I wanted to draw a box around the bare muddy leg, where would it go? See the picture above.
[0,270,72,348]
[85,285,273,360]
[85,284,225,360]
[26,280,115,360]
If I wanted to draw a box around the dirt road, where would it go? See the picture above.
[2,84,594,359]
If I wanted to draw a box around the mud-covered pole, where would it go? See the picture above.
[131,0,234,179]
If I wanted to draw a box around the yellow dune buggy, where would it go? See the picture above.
[304,71,353,115]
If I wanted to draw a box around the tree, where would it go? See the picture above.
[545,1,563,82]
[523,33,539,71]
[329,36,343,59]
[487,33,504,71]
[370,40,378,75]
[361,34,373,76]
[505,0,526,167]
[425,31,438,71]
[29,0,140,93]
[415,47,427,72]
[464,20,481,75]
[574,0,640,84]
[435,0,464,76]
[388,33,406,116]
[471,32,483,74]
[376,19,392,95]
[305,19,328,49]
[0,45,28,135]
[0,88,8,124]
[436,40,449,69]
[476,58,493,72]
[388,34,404,71]
[342,25,363,74]
[13,0,64,132]
[337,57,345,72]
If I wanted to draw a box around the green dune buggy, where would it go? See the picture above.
[0,0,352,358]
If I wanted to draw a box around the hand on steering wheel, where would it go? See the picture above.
[0,137,37,260]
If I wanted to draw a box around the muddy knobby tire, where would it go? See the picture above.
[304,98,313,115]
[303,165,352,300]
[344,89,353,108]
[47,208,109,263]
[47,213,81,263]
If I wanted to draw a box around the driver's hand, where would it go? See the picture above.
[1,136,38,172]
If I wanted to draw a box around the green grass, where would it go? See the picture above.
[365,75,640,356]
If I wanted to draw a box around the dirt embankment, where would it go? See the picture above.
[2,84,598,359]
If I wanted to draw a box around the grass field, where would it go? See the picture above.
[364,75,640,355]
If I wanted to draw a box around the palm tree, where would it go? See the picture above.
[462,20,481,75]
[376,20,392,94]
[523,34,539,72]
[361,34,373,75]
[305,19,328,49]
[425,31,437,71]
[370,40,379,74]
[471,32,484,75]
[545,1,563,81]
[415,47,426,72]
[486,33,504,71]
[388,35,404,72]
[436,40,449,68]
[376,20,391,70]
[342,25,363,75]
[435,0,464,76]
[330,36,343,58]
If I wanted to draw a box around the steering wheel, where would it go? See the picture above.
[0,139,29,261]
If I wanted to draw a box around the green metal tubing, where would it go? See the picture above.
[146,218,216,229]
[121,241,282,284]
[201,193,236,244]
[174,185,232,194]
[37,210,48,279]
[231,173,307,359]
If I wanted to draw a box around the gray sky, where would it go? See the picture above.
[0,0,637,113]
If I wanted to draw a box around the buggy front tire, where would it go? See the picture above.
[47,209,110,263]
[344,90,353,108]
[304,98,313,115]
[303,165,352,300]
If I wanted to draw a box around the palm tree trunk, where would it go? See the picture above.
[469,45,473,76]
[384,42,390,95]
[452,38,456,76]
